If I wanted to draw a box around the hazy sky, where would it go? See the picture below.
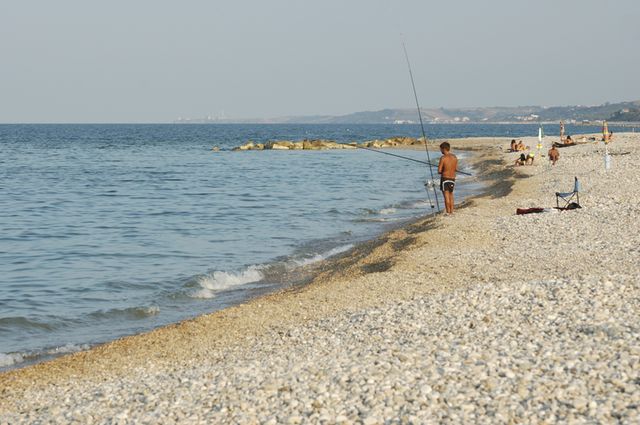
[1,0,638,123]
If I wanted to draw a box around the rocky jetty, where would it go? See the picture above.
[231,137,424,151]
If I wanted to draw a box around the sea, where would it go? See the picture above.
[0,122,621,369]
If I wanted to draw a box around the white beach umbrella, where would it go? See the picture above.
[537,125,544,158]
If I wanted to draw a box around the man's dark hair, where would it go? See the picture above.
[440,141,451,151]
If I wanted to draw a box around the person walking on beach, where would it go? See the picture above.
[438,141,458,214]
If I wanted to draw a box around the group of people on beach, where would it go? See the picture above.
[430,120,619,214]
[433,124,601,215]
[510,139,536,166]
[510,139,528,152]
[511,139,561,167]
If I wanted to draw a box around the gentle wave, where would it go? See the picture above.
[88,306,160,320]
[0,316,56,331]
[379,207,397,215]
[190,266,265,299]
[293,244,354,267]
[0,343,91,368]
[353,217,402,223]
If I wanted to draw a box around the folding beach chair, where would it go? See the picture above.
[556,176,580,208]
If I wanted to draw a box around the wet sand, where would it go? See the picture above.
[2,134,639,423]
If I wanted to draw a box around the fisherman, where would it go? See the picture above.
[438,141,458,214]
[548,145,560,165]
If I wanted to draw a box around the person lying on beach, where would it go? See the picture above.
[548,145,560,165]
[510,139,517,151]
[516,141,526,151]
[564,135,574,145]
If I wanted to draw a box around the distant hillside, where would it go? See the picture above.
[274,100,640,124]
[312,101,640,124]
[608,108,640,122]
[175,100,640,124]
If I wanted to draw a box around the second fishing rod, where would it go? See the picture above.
[355,144,472,176]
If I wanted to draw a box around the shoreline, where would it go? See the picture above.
[0,137,504,381]
[0,138,488,373]
[3,133,639,422]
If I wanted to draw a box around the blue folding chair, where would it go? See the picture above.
[556,177,580,209]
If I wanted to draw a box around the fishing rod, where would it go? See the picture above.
[402,40,441,212]
[356,145,472,176]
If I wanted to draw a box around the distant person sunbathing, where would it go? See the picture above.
[515,153,535,166]
[564,135,574,145]
[548,145,560,165]
[510,139,517,151]
[516,140,528,151]
[525,152,535,165]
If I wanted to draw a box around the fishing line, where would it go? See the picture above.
[355,145,472,176]
[401,40,441,212]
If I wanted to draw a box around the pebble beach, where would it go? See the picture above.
[2,133,640,424]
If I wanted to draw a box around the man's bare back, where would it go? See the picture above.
[438,152,458,179]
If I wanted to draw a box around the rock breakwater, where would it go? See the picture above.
[231,137,425,151]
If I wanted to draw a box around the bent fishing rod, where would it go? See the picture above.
[355,144,472,176]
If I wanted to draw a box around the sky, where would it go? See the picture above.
[1,0,638,123]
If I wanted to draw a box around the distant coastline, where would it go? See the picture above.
[174,100,640,125]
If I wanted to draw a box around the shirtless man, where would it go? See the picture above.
[548,145,560,165]
[438,142,458,214]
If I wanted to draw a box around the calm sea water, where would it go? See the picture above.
[0,123,617,369]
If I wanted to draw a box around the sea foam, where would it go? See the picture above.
[0,343,91,368]
[0,352,24,368]
[191,266,265,299]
